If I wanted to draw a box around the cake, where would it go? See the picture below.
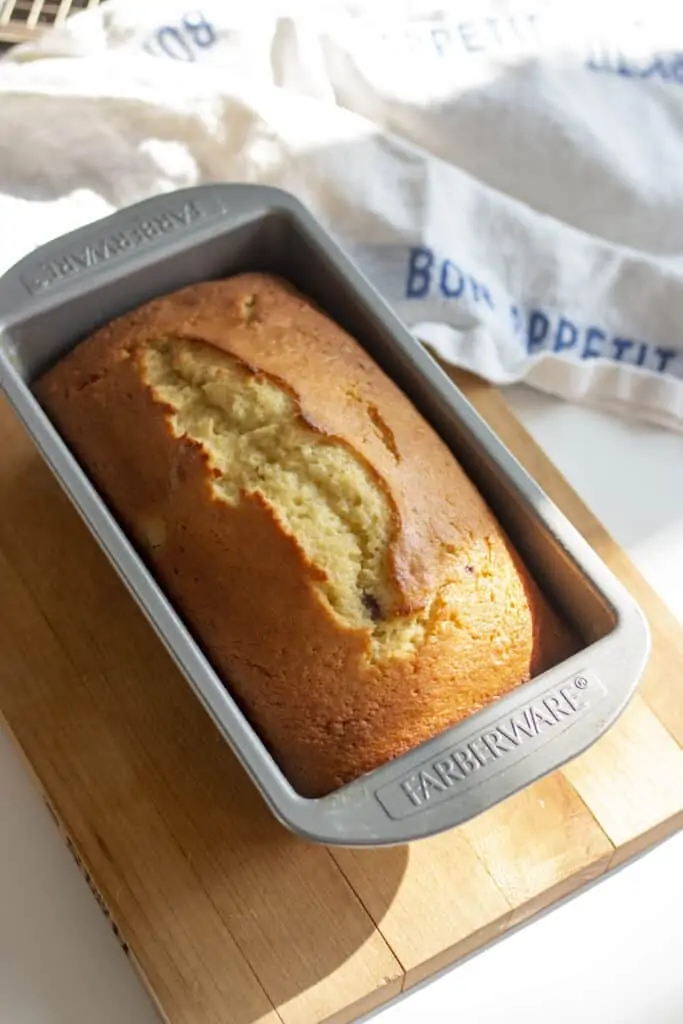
[35,272,578,796]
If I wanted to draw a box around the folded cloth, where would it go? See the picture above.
[2,0,683,429]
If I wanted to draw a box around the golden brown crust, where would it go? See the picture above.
[34,273,578,796]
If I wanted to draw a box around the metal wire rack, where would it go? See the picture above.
[0,0,101,45]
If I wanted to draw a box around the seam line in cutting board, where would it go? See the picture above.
[320,844,408,975]
[323,848,410,972]
[556,772,617,856]
[641,687,683,752]
[326,833,514,981]
[140,797,402,1020]
[640,653,683,752]
[605,813,683,873]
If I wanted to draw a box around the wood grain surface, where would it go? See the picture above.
[0,368,682,1024]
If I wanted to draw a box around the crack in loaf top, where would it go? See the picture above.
[67,272,499,618]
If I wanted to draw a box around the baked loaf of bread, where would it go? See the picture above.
[35,273,577,796]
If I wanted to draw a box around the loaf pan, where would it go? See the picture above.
[0,184,650,846]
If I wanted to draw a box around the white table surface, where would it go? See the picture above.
[1,383,682,1024]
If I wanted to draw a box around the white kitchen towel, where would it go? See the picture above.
[2,0,683,429]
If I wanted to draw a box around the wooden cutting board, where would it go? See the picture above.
[1,370,683,1024]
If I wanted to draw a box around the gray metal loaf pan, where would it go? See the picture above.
[0,184,650,846]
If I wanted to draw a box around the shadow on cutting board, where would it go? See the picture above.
[0,397,408,1024]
